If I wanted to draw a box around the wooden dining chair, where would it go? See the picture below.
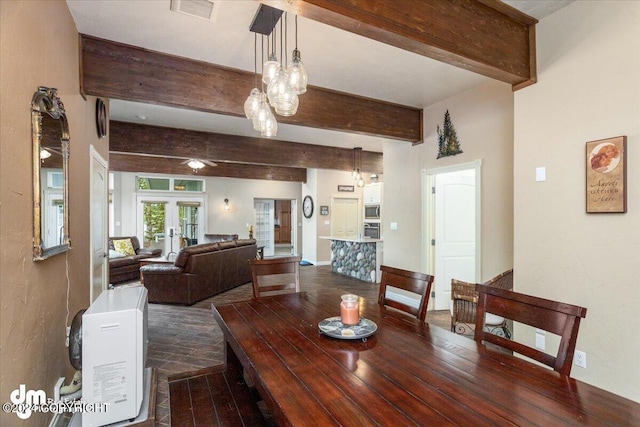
[249,256,301,298]
[474,284,587,376]
[378,265,434,322]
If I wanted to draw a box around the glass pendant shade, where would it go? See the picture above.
[262,53,280,85]
[268,68,298,116]
[261,110,278,137]
[357,178,365,188]
[243,88,261,119]
[287,48,308,95]
[252,93,278,137]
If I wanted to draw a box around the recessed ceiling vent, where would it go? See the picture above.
[170,0,218,22]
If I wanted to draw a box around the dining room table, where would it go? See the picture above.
[211,288,640,426]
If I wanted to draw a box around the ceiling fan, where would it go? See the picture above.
[180,158,217,173]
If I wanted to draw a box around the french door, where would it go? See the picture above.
[136,195,205,257]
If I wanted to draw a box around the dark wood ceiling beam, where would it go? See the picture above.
[271,0,538,90]
[109,153,308,182]
[80,35,423,143]
[109,121,383,174]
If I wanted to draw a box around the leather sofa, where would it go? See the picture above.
[140,238,257,305]
[108,236,163,284]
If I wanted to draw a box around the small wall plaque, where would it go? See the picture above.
[586,136,626,213]
[338,185,354,192]
[320,206,329,215]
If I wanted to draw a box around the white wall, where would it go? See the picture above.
[383,79,514,280]
[112,172,302,251]
[513,1,640,402]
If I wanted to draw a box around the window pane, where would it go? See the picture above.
[174,179,203,191]
[137,177,170,191]
[142,202,165,250]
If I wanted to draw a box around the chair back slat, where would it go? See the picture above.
[474,284,587,376]
[378,265,434,322]
[249,256,301,298]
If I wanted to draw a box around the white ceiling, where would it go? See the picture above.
[66,0,573,153]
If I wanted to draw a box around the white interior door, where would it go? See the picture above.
[331,198,359,238]
[90,146,108,302]
[254,199,275,257]
[432,168,477,310]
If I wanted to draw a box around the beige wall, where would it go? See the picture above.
[513,1,640,402]
[383,79,514,281]
[0,1,104,425]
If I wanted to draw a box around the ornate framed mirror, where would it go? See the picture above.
[32,86,70,260]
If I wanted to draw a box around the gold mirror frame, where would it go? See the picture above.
[32,86,70,260]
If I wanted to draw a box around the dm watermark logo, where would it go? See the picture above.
[3,384,109,420]
[6,384,47,420]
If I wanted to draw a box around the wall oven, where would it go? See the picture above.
[363,222,381,239]
[364,204,381,220]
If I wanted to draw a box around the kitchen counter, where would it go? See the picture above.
[320,236,383,283]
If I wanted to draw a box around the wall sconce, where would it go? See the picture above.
[224,198,230,211]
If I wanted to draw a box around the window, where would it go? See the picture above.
[174,179,203,192]
[136,176,204,192]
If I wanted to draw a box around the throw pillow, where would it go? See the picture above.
[112,239,135,256]
[108,249,125,259]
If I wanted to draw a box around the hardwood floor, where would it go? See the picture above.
[144,265,453,426]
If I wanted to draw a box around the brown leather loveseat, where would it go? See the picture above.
[140,238,257,305]
[108,236,163,284]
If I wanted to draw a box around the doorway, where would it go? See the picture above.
[423,160,482,311]
[136,195,205,258]
[254,198,297,258]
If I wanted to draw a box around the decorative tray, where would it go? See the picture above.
[318,316,377,340]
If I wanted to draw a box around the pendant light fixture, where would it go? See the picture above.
[268,16,298,116]
[262,29,279,85]
[287,15,308,95]
[247,4,307,136]
[353,147,365,187]
[244,34,261,119]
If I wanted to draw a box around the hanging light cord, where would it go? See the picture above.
[284,13,288,66]
[295,14,298,50]
[253,33,257,88]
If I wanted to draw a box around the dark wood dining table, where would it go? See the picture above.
[212,289,640,426]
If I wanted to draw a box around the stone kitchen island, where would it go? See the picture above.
[320,237,383,283]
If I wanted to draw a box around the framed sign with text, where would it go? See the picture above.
[586,136,626,213]
[338,185,354,192]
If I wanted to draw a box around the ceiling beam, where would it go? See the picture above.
[268,0,538,90]
[109,153,308,182]
[80,35,423,143]
[109,121,383,174]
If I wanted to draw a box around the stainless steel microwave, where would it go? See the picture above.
[364,222,380,239]
[364,204,381,220]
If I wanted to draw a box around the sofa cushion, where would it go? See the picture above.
[218,241,236,250]
[175,243,220,268]
[109,256,138,268]
[109,249,125,259]
[202,234,239,243]
[113,238,135,256]
[236,238,257,247]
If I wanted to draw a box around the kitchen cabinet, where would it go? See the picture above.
[363,183,383,204]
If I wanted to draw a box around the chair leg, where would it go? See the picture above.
[503,325,511,340]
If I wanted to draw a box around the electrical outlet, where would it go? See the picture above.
[535,333,545,350]
[574,350,587,368]
[65,326,71,347]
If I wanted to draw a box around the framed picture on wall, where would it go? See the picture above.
[586,136,626,213]
[320,206,329,215]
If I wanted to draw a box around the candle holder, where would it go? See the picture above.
[340,294,359,326]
